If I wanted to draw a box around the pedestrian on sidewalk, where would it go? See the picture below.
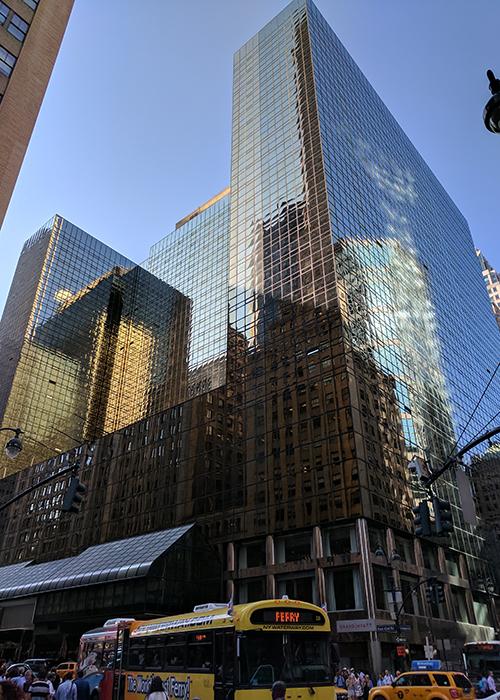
[72,673,89,700]
[486,671,496,696]
[28,670,54,700]
[55,674,76,700]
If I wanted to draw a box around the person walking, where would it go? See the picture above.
[55,674,76,700]
[382,670,394,686]
[271,681,287,700]
[335,670,346,689]
[486,671,496,696]
[362,673,373,700]
[347,670,361,700]
[28,670,54,700]
[376,674,384,688]
[72,673,89,700]
[145,677,166,700]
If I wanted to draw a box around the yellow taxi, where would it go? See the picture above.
[369,670,475,700]
[55,661,78,680]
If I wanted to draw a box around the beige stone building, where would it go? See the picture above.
[0,0,74,228]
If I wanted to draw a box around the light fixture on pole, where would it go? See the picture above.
[483,69,500,133]
[0,427,23,459]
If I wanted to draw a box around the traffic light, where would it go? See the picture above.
[433,496,453,536]
[413,500,432,537]
[425,577,437,604]
[435,582,445,604]
[62,476,87,514]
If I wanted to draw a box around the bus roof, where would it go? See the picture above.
[130,599,330,637]
[464,641,500,648]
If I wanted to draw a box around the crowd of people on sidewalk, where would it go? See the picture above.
[0,664,92,700]
[334,667,401,698]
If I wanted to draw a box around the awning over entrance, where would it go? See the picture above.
[0,523,194,600]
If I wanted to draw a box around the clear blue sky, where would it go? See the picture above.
[1,0,499,311]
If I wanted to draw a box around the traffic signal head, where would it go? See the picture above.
[425,577,437,604]
[436,582,445,604]
[433,496,453,536]
[62,476,87,514]
[413,500,431,537]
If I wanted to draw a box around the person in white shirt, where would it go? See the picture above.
[382,671,394,685]
[55,673,77,700]
[486,671,496,694]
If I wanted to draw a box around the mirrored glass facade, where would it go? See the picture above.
[0,216,190,477]
[146,188,230,398]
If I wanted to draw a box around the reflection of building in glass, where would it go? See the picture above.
[0,216,190,477]
[0,0,74,227]
[476,249,500,331]
[146,188,230,398]
[1,0,500,672]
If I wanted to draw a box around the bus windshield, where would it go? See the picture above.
[465,652,500,676]
[240,632,331,686]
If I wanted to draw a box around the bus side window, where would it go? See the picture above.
[187,632,213,671]
[224,632,234,683]
[215,632,234,684]
[165,634,186,670]
[128,639,146,670]
[145,636,165,671]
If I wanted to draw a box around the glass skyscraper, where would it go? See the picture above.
[146,188,230,398]
[0,0,499,671]
[0,215,190,477]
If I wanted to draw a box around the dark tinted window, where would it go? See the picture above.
[187,632,213,670]
[433,674,451,687]
[410,674,432,686]
[453,675,472,689]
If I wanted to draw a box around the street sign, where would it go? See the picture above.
[411,660,441,671]
[396,636,407,643]
[376,624,411,633]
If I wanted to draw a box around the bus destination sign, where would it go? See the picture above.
[250,608,325,625]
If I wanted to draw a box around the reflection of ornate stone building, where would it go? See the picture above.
[476,249,500,331]
[1,0,500,672]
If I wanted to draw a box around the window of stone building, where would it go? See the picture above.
[323,524,358,556]
[451,586,470,623]
[445,551,460,577]
[326,568,363,610]
[400,574,420,615]
[421,542,438,570]
[373,566,390,610]
[276,572,316,604]
[238,540,266,569]
[394,535,415,564]
[275,532,312,563]
[238,577,266,603]
[368,525,386,553]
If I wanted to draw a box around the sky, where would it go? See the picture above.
[0,0,499,312]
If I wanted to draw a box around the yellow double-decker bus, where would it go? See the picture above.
[111,598,338,700]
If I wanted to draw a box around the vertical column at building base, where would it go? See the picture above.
[369,635,382,676]
[266,534,275,598]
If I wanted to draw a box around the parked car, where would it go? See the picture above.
[23,659,56,676]
[55,662,78,680]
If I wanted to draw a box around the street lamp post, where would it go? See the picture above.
[375,545,402,623]
[0,427,23,460]
[484,69,500,134]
